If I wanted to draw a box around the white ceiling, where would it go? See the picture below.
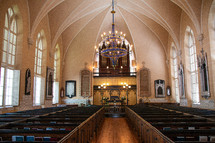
[27,0,204,59]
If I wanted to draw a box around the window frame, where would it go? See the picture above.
[0,7,19,107]
[171,44,180,103]
[187,27,199,104]
[33,32,44,106]
[52,44,60,104]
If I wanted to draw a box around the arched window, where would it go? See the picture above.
[33,32,45,106]
[34,33,43,75]
[0,7,20,107]
[171,43,179,103]
[208,1,215,98]
[53,44,60,104]
[186,27,199,104]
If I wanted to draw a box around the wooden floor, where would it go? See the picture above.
[96,118,139,143]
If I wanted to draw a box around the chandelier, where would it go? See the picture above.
[99,0,128,68]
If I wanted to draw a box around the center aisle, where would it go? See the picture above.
[96,118,138,143]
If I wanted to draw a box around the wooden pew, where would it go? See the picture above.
[0,129,69,142]
[0,107,71,127]
[128,104,215,142]
[126,106,174,143]
[153,104,215,118]
[58,107,105,143]
[151,122,215,130]
[0,106,104,142]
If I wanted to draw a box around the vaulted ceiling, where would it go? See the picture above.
[27,0,204,59]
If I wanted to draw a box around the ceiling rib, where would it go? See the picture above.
[63,7,110,61]
[52,0,110,49]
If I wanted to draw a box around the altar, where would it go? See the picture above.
[107,95,122,105]
[93,77,137,105]
[106,100,122,106]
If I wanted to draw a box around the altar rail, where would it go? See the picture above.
[58,107,105,143]
[125,107,174,143]
[104,105,125,113]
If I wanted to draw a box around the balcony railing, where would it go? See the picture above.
[93,72,137,77]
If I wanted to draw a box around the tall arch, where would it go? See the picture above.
[184,26,200,104]
[53,44,60,104]
[0,7,20,107]
[33,30,47,106]
[170,43,180,103]
[208,0,215,98]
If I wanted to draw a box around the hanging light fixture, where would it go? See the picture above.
[99,0,128,68]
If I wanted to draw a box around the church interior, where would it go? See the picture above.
[0,0,215,142]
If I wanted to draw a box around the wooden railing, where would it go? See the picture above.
[58,107,105,143]
[125,107,174,143]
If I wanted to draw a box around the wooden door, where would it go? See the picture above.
[128,90,136,105]
[93,91,101,105]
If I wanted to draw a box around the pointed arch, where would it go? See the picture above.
[170,42,180,103]
[33,30,47,106]
[184,26,199,104]
[53,44,60,104]
[1,7,20,107]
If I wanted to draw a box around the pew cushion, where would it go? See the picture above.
[163,127,171,131]
[177,136,185,141]
[12,135,24,141]
[210,136,215,141]
[26,136,35,141]
[43,137,51,141]
[199,136,208,142]
[188,127,195,130]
